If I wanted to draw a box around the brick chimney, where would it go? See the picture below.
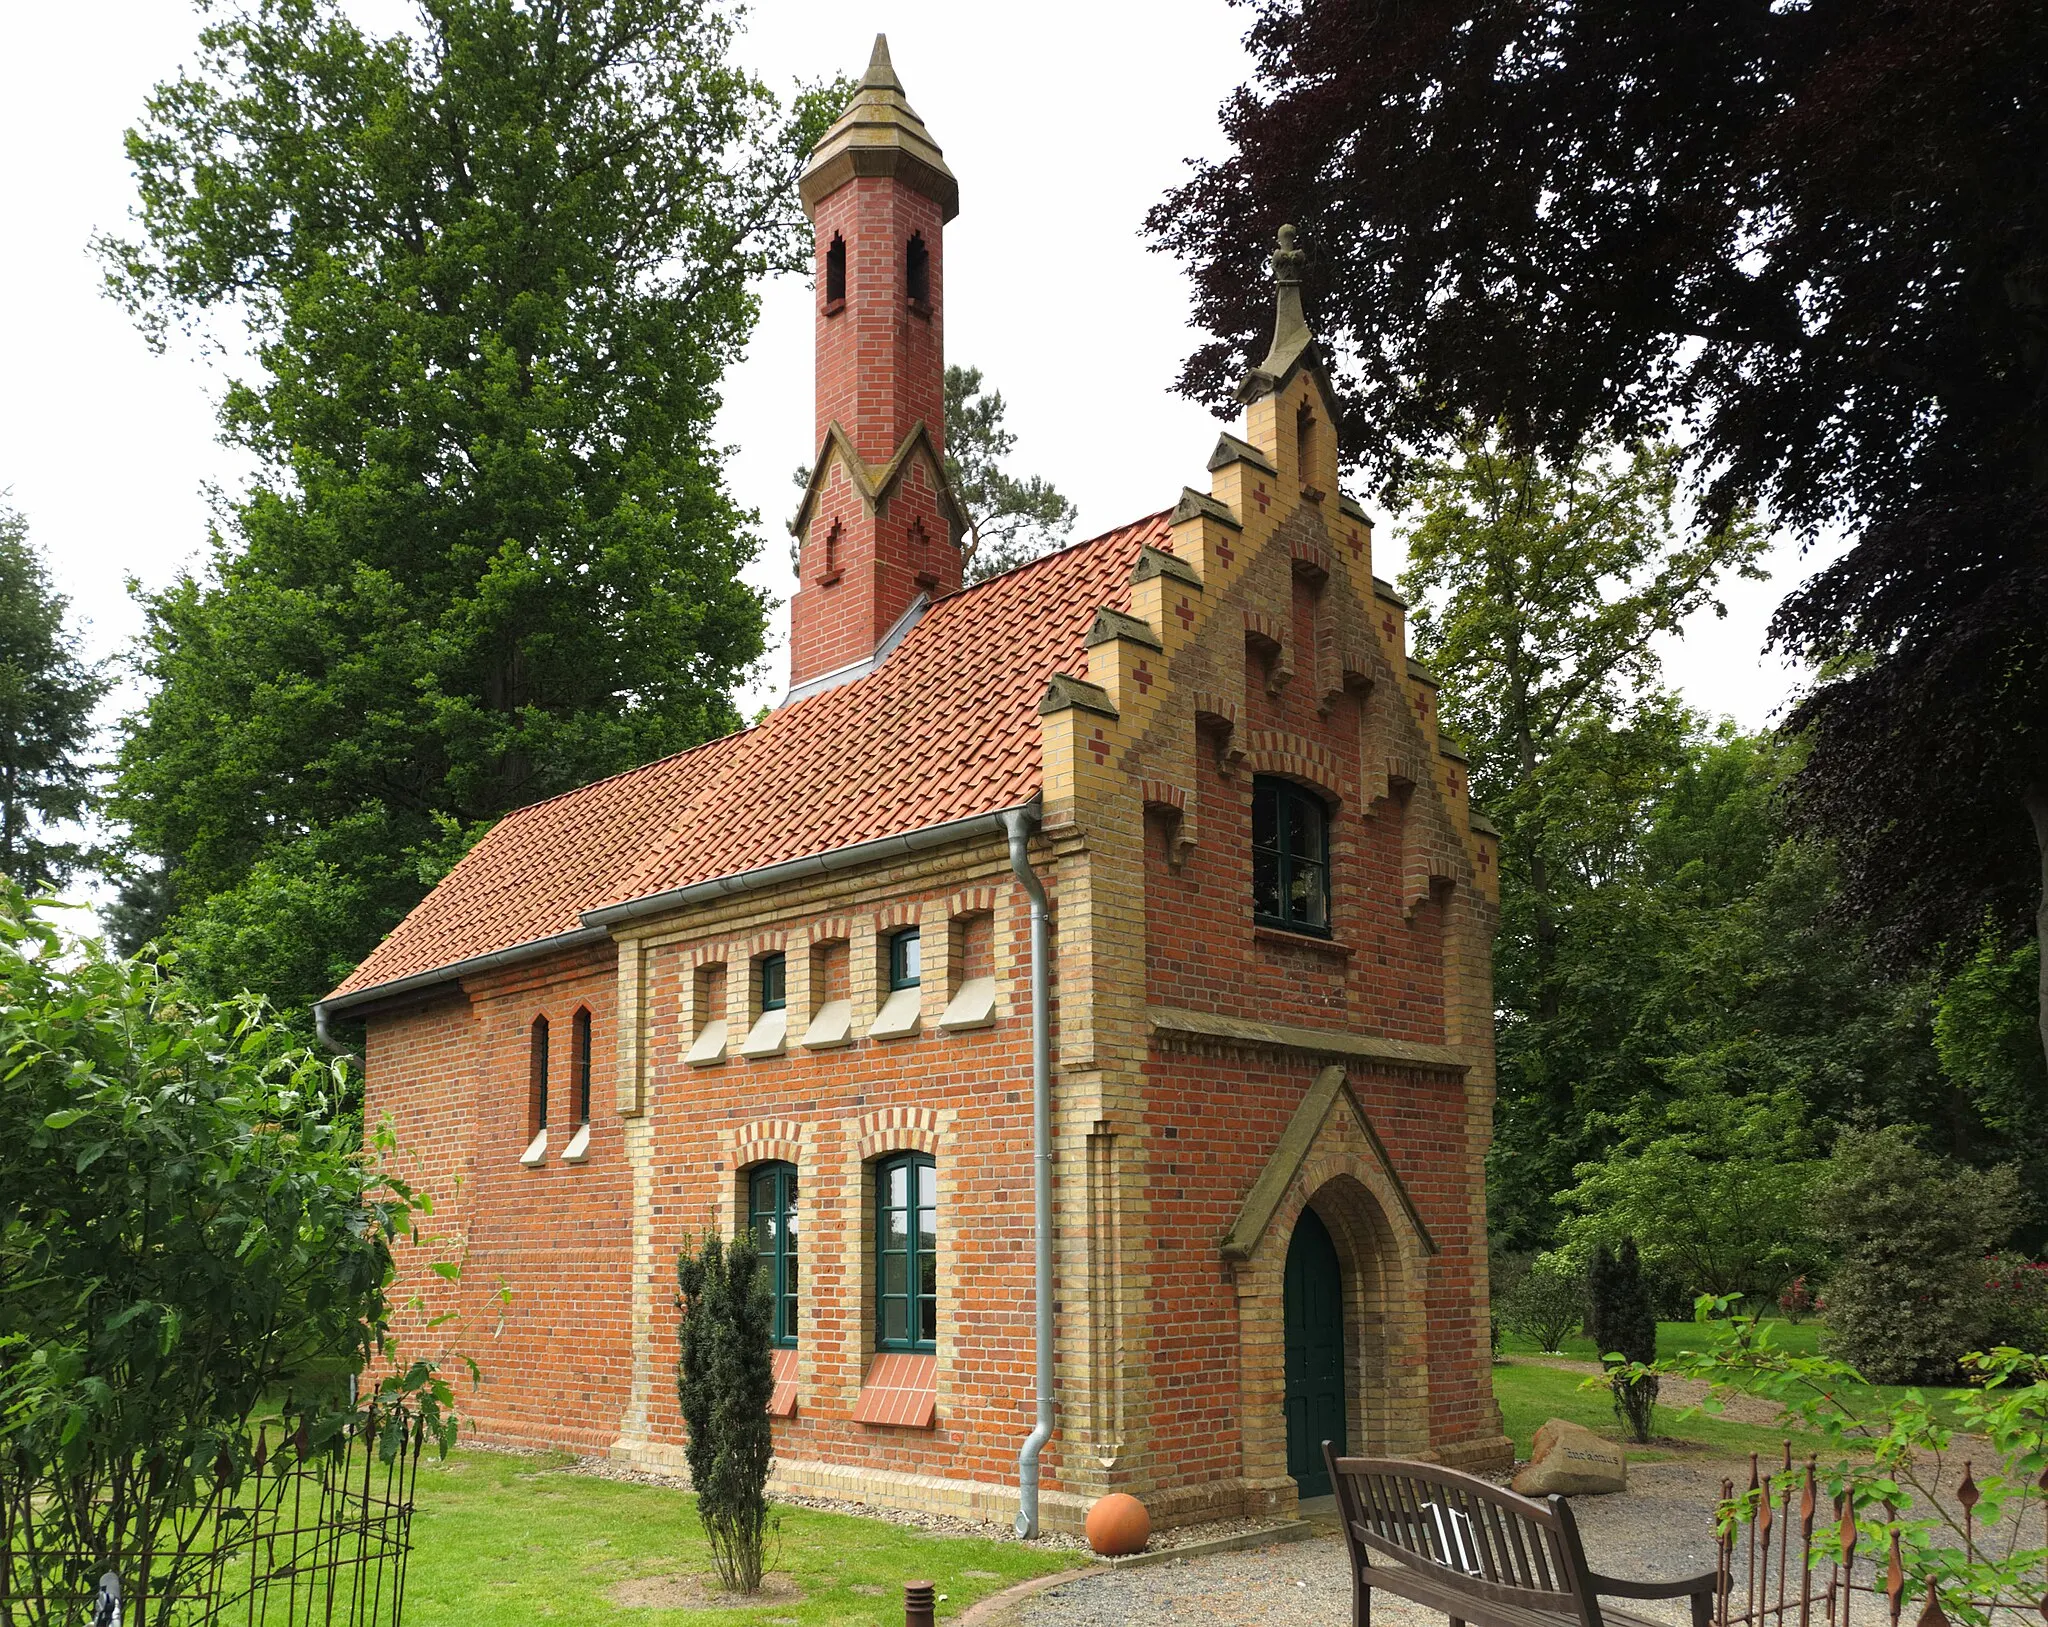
[787,36,964,699]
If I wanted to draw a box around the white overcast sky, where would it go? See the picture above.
[1,0,1826,818]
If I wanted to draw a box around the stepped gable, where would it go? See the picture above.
[328,510,1171,1000]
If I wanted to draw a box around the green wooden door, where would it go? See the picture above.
[1283,1206,1347,1497]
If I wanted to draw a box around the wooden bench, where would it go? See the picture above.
[1324,1447,1719,1627]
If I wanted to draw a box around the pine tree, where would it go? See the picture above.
[0,504,107,892]
[676,1231,776,1592]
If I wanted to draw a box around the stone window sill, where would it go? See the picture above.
[685,1017,728,1067]
[801,998,853,1049]
[868,985,922,1040]
[737,1007,787,1059]
[1253,925,1353,959]
[520,1128,547,1167]
[561,1123,591,1162]
[938,976,997,1032]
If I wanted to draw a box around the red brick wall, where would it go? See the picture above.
[790,174,961,686]
[367,944,631,1456]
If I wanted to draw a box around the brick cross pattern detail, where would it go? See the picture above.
[1176,598,1196,631]
[1089,729,1111,764]
[1382,613,1397,642]
[1217,537,1235,568]
[1135,661,1153,694]
[1347,527,1363,557]
[1253,482,1270,513]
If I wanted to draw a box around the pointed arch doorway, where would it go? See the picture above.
[1283,1205,1347,1497]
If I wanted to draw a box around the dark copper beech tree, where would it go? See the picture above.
[1148,0,2048,1061]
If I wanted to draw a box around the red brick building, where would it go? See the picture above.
[318,38,1509,1536]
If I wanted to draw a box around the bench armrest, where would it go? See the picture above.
[1588,1570,1719,1601]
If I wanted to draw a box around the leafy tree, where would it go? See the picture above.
[1588,1240,1658,1443]
[99,0,845,1019]
[1394,434,1764,1234]
[0,504,107,892]
[1559,1090,1826,1306]
[943,366,1076,581]
[1934,933,2048,1156]
[0,885,458,1614]
[792,362,1077,583]
[1147,0,2048,1066]
[1497,1255,1584,1355]
[1816,1124,2023,1384]
[675,1230,776,1593]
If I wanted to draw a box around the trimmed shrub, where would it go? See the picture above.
[676,1231,776,1592]
[1500,1255,1585,1353]
[1816,1125,2023,1383]
[1777,1276,1815,1324]
[1589,1240,1659,1442]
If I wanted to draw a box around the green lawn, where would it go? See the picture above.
[399,1450,1082,1627]
[1491,1316,1982,1459]
[1493,1355,1824,1463]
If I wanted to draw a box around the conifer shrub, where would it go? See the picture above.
[1588,1240,1659,1441]
[676,1231,776,1592]
[1816,1125,2023,1383]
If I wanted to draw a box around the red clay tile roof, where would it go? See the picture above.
[325,511,1172,1001]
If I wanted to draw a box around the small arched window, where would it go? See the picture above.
[529,1015,550,1134]
[1252,775,1331,936]
[876,1151,936,1352]
[887,927,921,990]
[572,1007,593,1125]
[825,232,846,307]
[905,233,930,308]
[749,1162,800,1347]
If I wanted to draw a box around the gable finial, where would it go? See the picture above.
[1264,224,1312,371]
[1237,225,1320,403]
[862,33,902,91]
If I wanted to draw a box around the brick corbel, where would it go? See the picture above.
[1140,778,1198,869]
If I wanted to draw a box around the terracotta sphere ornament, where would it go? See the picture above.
[1084,1493,1151,1557]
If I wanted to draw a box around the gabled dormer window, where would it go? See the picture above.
[1253,776,1331,936]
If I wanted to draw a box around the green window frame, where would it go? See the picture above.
[887,928,921,991]
[875,1151,936,1352]
[759,952,787,1013]
[1252,775,1332,936]
[572,1007,592,1124]
[529,1015,550,1132]
[749,1162,800,1347]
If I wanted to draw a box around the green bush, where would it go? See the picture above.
[1816,1124,2023,1383]
[1654,1306,2048,1624]
[1588,1240,1659,1441]
[1499,1255,1585,1353]
[1558,1089,1826,1306]
[0,889,458,1611]
[676,1231,777,1592]
[1982,1254,2048,1351]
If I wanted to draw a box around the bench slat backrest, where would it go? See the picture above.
[1326,1450,1602,1627]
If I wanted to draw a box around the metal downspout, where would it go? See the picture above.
[1003,805,1054,1538]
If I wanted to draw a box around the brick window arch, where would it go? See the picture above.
[876,1151,936,1352]
[748,1161,800,1347]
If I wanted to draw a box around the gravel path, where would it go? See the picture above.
[1009,1459,1737,1627]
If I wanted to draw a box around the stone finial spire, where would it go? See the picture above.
[860,32,902,91]
[1262,225,1311,370]
[798,32,959,221]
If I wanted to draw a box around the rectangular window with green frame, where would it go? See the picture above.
[875,1151,935,1352]
[1252,774,1331,936]
[748,1161,799,1347]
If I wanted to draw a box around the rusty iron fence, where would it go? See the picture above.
[1,1402,426,1627]
[1714,1444,2048,1627]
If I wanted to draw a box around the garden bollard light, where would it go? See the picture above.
[904,1579,936,1627]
